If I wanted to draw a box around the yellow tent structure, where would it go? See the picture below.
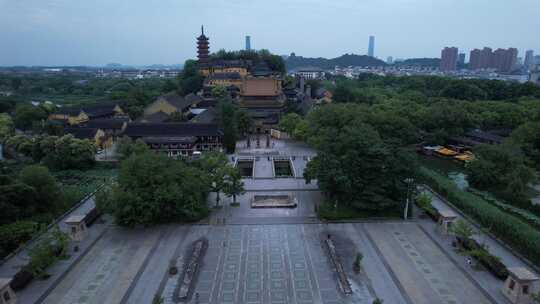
[454,151,475,163]
[435,147,458,157]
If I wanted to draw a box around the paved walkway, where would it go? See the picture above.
[422,187,540,303]
[0,196,109,304]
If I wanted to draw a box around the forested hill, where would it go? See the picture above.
[395,58,440,67]
[285,54,387,71]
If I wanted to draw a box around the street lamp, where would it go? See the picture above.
[404,178,414,220]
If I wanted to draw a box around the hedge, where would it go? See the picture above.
[468,188,540,230]
[458,237,509,280]
[419,166,540,266]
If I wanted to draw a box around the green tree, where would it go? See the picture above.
[19,165,61,213]
[116,136,149,160]
[449,219,475,241]
[279,113,302,135]
[0,183,39,224]
[467,144,535,199]
[292,119,309,141]
[0,221,39,258]
[217,100,238,153]
[5,134,33,157]
[13,104,47,130]
[178,60,204,95]
[11,78,22,91]
[0,113,14,141]
[211,85,228,100]
[100,151,210,226]
[440,82,487,101]
[223,167,245,205]
[235,109,253,136]
[510,122,540,170]
[199,152,229,207]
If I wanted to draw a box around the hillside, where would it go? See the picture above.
[394,58,440,67]
[286,53,387,71]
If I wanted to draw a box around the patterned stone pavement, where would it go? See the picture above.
[35,222,502,304]
[185,224,373,304]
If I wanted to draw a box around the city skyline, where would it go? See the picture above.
[1,0,539,66]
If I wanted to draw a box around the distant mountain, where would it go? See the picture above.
[103,63,182,70]
[285,53,387,71]
[105,63,127,68]
[144,64,183,69]
[394,58,440,67]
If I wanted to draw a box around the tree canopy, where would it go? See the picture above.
[97,152,210,226]
[302,104,416,213]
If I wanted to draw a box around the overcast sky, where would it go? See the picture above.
[1,0,539,66]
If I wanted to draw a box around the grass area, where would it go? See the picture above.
[317,201,402,220]
[54,166,118,203]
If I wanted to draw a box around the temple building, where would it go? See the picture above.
[139,93,204,123]
[49,102,127,125]
[124,123,223,157]
[194,26,286,133]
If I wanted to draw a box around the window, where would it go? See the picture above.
[71,226,77,234]
[4,291,11,301]
[509,280,515,290]
[522,285,529,294]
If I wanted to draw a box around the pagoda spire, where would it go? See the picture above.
[197,26,210,64]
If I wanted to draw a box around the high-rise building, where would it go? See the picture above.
[469,47,517,72]
[387,56,393,64]
[368,36,375,57]
[440,47,458,71]
[245,35,251,51]
[458,53,466,66]
[492,48,518,72]
[197,25,210,64]
[524,50,535,68]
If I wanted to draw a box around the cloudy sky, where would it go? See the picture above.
[0,0,538,66]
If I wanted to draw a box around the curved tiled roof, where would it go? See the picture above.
[125,123,223,137]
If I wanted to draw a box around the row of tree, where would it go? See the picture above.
[0,164,71,257]
[4,134,96,170]
[286,74,539,214]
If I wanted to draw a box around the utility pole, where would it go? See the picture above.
[404,178,414,219]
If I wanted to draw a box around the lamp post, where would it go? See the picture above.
[404,178,414,220]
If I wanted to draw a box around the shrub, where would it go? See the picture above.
[24,227,69,279]
[353,252,363,273]
[459,237,509,280]
[419,166,540,266]
[415,193,439,221]
[0,221,39,258]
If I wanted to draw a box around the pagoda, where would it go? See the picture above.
[197,25,210,64]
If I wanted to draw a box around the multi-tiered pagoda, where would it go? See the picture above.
[197,25,209,64]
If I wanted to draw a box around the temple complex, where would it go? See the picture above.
[195,26,285,133]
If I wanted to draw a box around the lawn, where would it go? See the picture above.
[317,201,403,221]
[53,165,118,204]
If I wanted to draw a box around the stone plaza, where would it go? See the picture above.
[4,139,538,304]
